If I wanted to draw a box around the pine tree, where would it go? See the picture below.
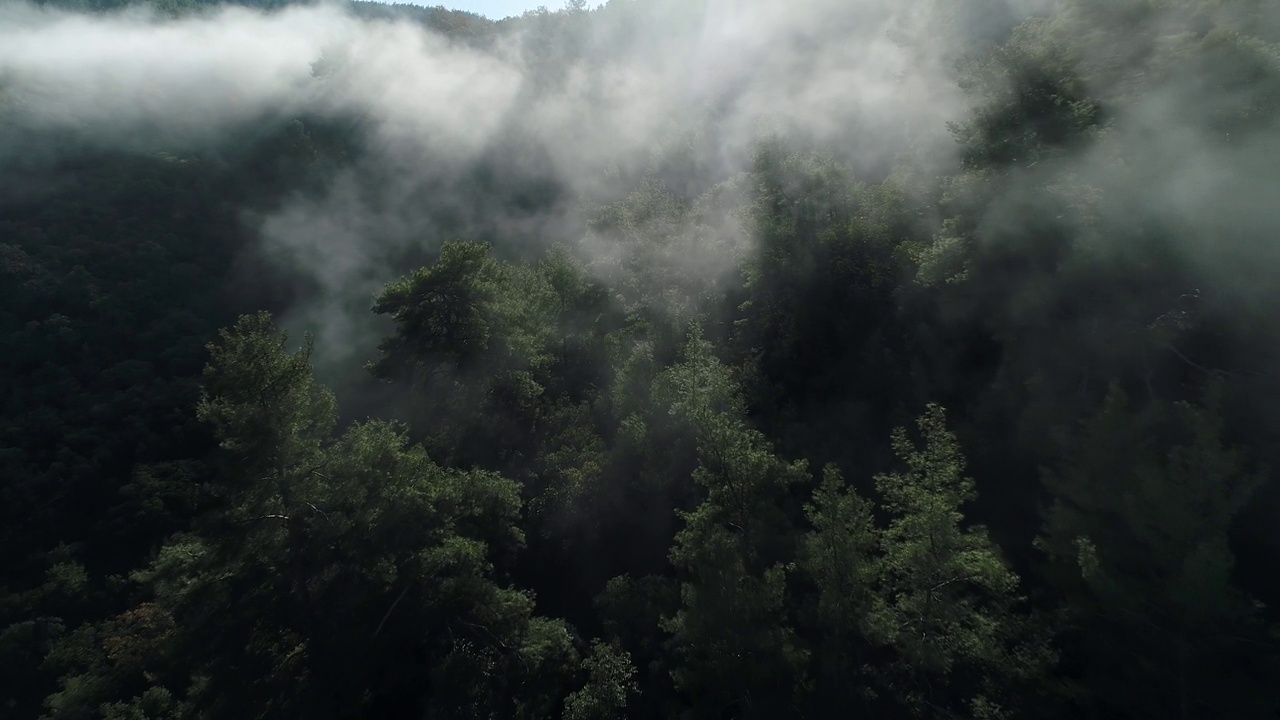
[798,465,879,715]
[1040,384,1277,719]
[48,313,583,719]
[866,404,1053,719]
[657,330,810,718]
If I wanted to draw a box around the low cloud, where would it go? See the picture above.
[0,0,1038,367]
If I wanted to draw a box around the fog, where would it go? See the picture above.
[3,0,1273,379]
[0,0,1005,369]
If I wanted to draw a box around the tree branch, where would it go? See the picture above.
[372,584,411,640]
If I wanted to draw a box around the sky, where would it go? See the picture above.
[438,0,553,20]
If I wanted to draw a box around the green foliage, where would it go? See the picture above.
[801,466,877,635]
[371,241,562,467]
[795,407,1054,718]
[7,0,1280,716]
[951,18,1103,171]
[1039,384,1277,718]
[37,314,582,719]
[657,331,811,716]
[562,640,638,720]
[372,242,537,379]
[731,148,926,474]
[866,404,1053,717]
[0,116,344,717]
[583,176,747,346]
[346,2,498,41]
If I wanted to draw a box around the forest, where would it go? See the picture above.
[2,0,1279,717]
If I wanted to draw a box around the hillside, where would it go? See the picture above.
[2,0,1279,717]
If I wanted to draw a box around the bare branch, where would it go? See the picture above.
[372,584,411,640]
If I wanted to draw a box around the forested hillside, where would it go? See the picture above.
[2,0,1279,718]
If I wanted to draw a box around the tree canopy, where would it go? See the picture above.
[3,0,1279,718]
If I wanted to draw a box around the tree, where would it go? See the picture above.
[562,640,638,720]
[1039,384,1277,719]
[44,313,581,719]
[371,241,603,482]
[657,330,810,718]
[798,465,879,714]
[865,404,1053,719]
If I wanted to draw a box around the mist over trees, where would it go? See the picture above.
[2,0,1279,718]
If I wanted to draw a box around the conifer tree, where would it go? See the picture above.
[657,330,809,718]
[1040,385,1277,719]
[867,405,1053,719]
